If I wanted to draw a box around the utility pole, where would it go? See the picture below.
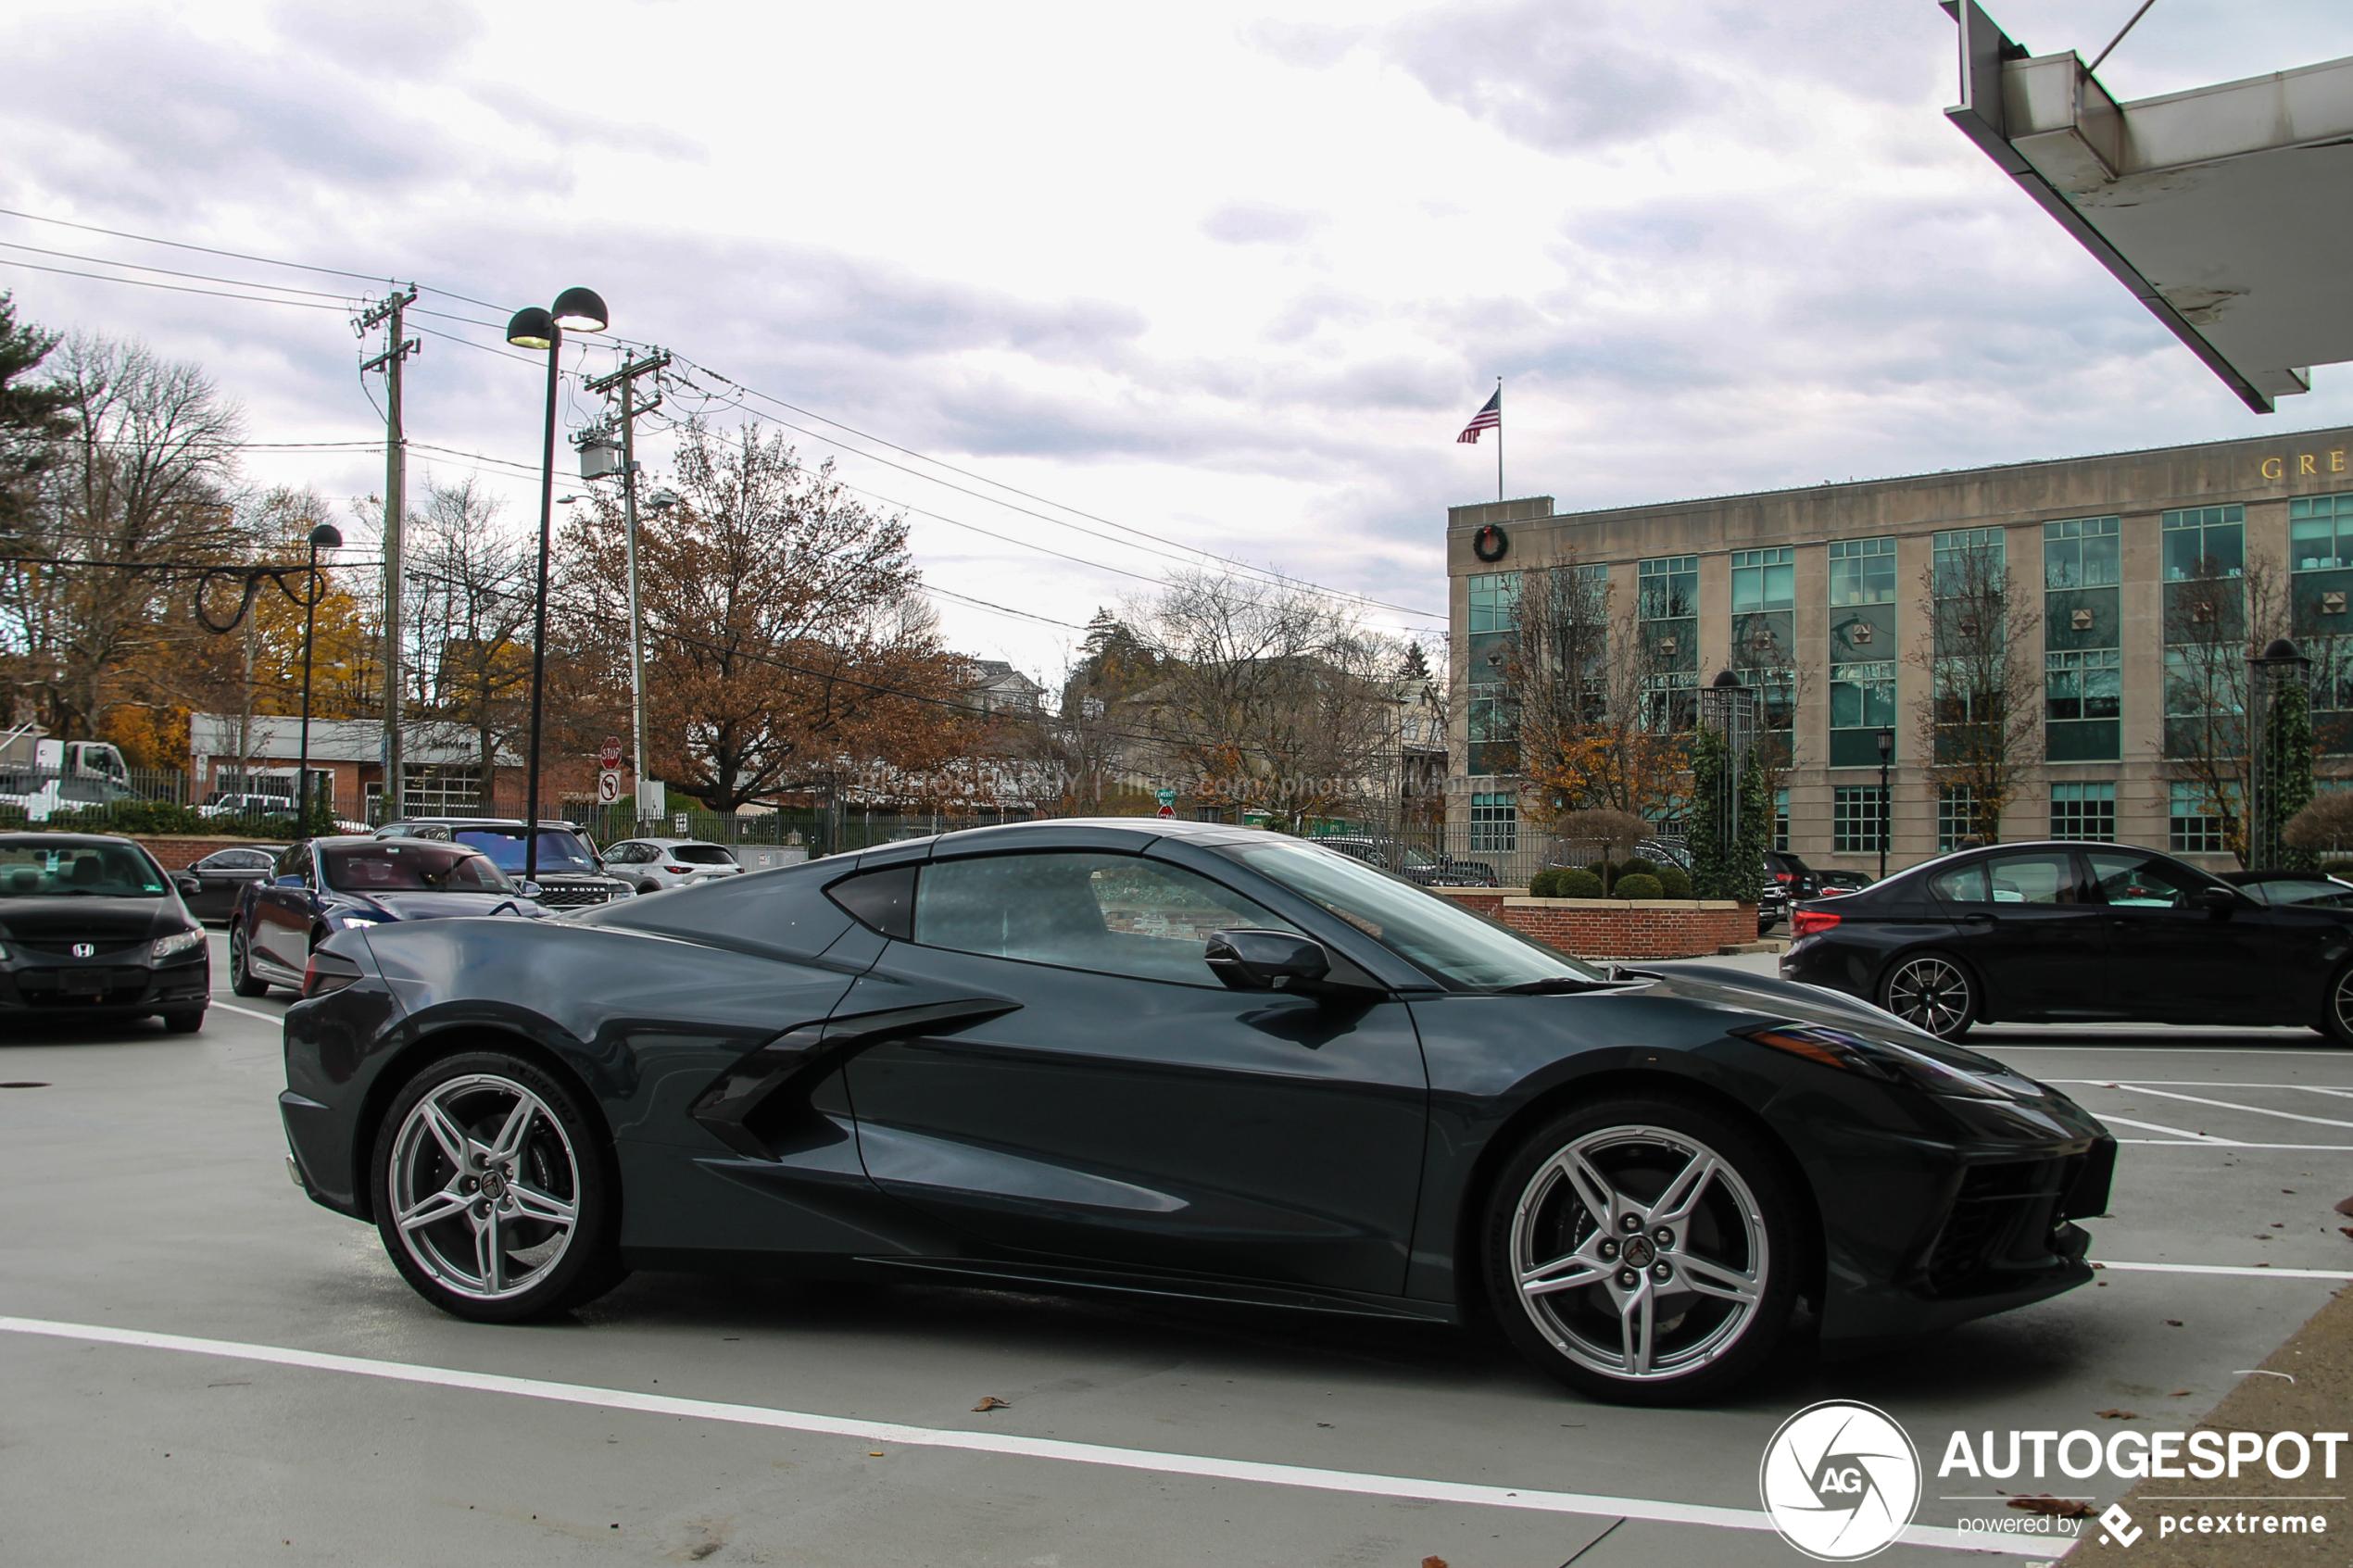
[585,348,669,829]
[359,288,419,822]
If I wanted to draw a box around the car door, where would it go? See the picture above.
[2084,849,2313,1023]
[1925,849,2111,1019]
[188,848,269,922]
[837,846,1430,1298]
[251,842,318,974]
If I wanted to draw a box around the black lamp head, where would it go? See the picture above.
[550,287,610,332]
[506,306,557,350]
[1711,669,1741,688]
[1876,727,1894,756]
[308,523,343,550]
[2260,637,2302,662]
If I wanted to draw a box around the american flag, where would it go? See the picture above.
[1456,387,1501,444]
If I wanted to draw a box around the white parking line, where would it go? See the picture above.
[2054,1083,2353,1133]
[207,1001,282,1025]
[2095,1261,2353,1282]
[0,1314,2058,1559]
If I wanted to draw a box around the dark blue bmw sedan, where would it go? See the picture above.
[230,835,547,998]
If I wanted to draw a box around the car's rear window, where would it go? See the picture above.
[672,846,736,864]
[323,843,510,893]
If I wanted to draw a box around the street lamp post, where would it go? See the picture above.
[296,522,343,831]
[1875,726,1894,881]
[506,288,610,884]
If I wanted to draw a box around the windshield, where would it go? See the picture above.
[2246,877,2353,909]
[0,843,167,897]
[454,828,598,873]
[323,843,511,894]
[1227,838,1603,989]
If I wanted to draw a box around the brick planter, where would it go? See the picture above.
[1433,888,1755,961]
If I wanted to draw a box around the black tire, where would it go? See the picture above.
[370,1049,626,1323]
[230,924,271,997]
[2319,960,2353,1046]
[1879,950,1978,1040]
[1481,1095,1802,1406]
[161,1008,205,1034]
[637,882,659,896]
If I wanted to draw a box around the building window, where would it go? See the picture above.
[2050,781,2117,842]
[1932,528,2004,595]
[2045,647,2122,761]
[1731,548,1796,739]
[2290,494,2353,754]
[1730,547,1794,612]
[1637,556,1697,680]
[1469,791,1518,855]
[1939,784,1982,850]
[1829,660,1895,766]
[1828,536,1897,606]
[2169,781,2227,854]
[2161,505,2246,583]
[2044,516,2120,590]
[1832,786,1887,854]
[1641,671,1698,734]
[1773,787,1789,852]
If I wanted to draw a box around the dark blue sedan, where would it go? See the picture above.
[230,836,547,997]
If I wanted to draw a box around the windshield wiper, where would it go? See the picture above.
[1494,975,1627,995]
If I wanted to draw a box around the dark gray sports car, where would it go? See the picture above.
[280,819,2114,1403]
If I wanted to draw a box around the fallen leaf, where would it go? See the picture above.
[688,1546,721,1562]
[1423,1559,1450,1568]
[2095,1409,2139,1420]
[868,1450,885,1457]
[2170,1390,2192,1397]
[2340,1225,2353,1239]
[2167,1320,2184,1327]
[2271,1222,2285,1228]
[2008,1496,2094,1519]
[2284,1189,2297,1195]
[2336,1196,2353,1217]
[973,1397,1012,1412]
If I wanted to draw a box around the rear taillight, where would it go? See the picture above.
[1774,871,1794,883]
[1790,908,1842,938]
[665,864,690,873]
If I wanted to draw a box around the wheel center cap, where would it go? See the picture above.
[480,1171,508,1200]
[1622,1236,1656,1269]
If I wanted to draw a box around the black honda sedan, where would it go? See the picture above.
[230,836,547,997]
[1782,838,2353,1043]
[280,819,2112,1403]
[0,834,208,1031]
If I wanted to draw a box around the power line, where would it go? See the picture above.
[0,240,360,302]
[0,257,350,313]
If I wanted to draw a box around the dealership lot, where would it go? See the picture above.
[0,938,2347,1567]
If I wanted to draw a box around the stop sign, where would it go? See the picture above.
[600,734,624,769]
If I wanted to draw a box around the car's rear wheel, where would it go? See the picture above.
[1482,1097,1799,1405]
[2319,961,2353,1047]
[1881,952,1977,1040]
[229,925,270,997]
[161,1008,205,1034]
[370,1051,626,1323]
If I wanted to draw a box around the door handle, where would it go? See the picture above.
[1961,911,1994,925]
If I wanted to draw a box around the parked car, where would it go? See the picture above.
[1763,849,1821,901]
[229,835,548,997]
[0,833,208,1031]
[1814,870,1875,898]
[172,844,282,923]
[1756,878,1789,933]
[600,837,749,894]
[199,791,296,822]
[2218,870,2353,909]
[1313,835,1499,887]
[374,818,635,910]
[1783,838,2353,1043]
[283,817,2112,1405]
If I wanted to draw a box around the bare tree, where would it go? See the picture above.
[2162,558,2290,865]
[1907,536,2041,841]
[406,478,535,806]
[1133,571,1403,831]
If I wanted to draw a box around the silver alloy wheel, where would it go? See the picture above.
[387,1073,581,1301]
[1510,1124,1767,1383]
[2334,969,2353,1039]
[1885,957,1971,1037]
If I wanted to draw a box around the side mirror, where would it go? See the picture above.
[273,874,306,888]
[2200,884,2238,915]
[1205,929,1331,992]
[172,874,201,898]
[515,881,544,899]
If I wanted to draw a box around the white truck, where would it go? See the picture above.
[0,727,136,822]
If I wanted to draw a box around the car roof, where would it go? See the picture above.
[0,832,141,847]
[851,816,1269,861]
[630,837,728,847]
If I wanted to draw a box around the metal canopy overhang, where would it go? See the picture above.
[1942,1,2353,414]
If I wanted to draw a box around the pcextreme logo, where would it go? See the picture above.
[1759,1400,1922,1561]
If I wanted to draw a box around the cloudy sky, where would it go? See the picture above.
[3,0,2347,675]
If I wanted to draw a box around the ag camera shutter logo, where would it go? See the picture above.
[1759,1400,1922,1561]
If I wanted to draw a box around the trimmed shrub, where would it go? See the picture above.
[2323,859,2353,877]
[1529,867,1566,898]
[1616,872,1665,900]
[1556,869,1604,898]
[1618,856,1659,881]
[1655,866,1692,900]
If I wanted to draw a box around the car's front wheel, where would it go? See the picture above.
[229,924,270,997]
[2319,960,2353,1047]
[1881,951,1977,1040]
[161,1008,205,1034]
[370,1050,626,1322]
[1482,1097,1800,1405]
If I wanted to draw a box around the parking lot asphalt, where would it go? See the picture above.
[1,935,2348,1567]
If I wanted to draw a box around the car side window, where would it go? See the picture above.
[2086,851,2205,909]
[914,851,1299,985]
[607,843,641,864]
[1927,861,1991,903]
[1966,851,2078,905]
[275,845,312,886]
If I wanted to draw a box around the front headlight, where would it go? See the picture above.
[150,928,205,960]
[607,882,635,898]
[1734,1022,2019,1100]
[330,911,386,930]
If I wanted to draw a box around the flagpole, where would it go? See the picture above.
[1494,377,1504,500]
